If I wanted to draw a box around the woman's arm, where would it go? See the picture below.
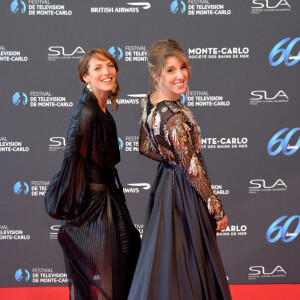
[167,113,224,221]
[139,124,162,162]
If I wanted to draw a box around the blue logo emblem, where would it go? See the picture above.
[15,269,30,282]
[14,182,29,195]
[118,137,123,150]
[170,0,186,14]
[10,0,26,14]
[108,46,123,61]
[180,94,185,103]
[269,37,300,66]
[268,128,300,156]
[12,92,28,106]
[267,216,300,243]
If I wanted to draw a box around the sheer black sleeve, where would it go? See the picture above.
[166,113,224,221]
[45,106,94,220]
[139,124,162,162]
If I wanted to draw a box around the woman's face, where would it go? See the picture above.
[155,56,188,99]
[83,54,117,95]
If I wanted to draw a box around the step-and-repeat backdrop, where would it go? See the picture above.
[1,0,299,287]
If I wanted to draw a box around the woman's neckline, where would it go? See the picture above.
[85,87,108,115]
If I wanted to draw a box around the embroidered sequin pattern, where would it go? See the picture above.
[139,96,224,221]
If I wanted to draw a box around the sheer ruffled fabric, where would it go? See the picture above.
[59,185,141,300]
[45,154,88,220]
[45,88,141,300]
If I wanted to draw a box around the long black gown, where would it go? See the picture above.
[45,88,141,300]
[128,96,232,300]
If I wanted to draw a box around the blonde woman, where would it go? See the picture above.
[128,40,231,300]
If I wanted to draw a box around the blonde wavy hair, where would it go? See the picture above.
[147,39,191,97]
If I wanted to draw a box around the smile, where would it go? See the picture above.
[101,78,112,82]
[174,81,185,86]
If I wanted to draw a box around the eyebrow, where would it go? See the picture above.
[166,63,185,68]
[93,61,113,67]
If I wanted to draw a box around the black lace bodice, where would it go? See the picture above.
[139,95,224,221]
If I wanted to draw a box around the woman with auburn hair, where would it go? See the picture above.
[45,48,140,300]
[128,40,231,300]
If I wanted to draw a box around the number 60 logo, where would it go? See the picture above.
[269,37,300,66]
[268,128,300,156]
[267,216,300,243]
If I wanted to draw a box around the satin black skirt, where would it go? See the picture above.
[58,184,141,300]
[128,163,232,300]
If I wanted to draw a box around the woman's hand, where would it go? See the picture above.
[216,215,228,232]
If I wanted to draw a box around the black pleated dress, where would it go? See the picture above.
[128,96,231,300]
[45,88,141,300]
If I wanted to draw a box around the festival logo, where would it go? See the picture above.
[0,225,31,240]
[29,91,73,107]
[31,180,50,196]
[172,0,232,16]
[249,179,287,193]
[248,265,287,280]
[28,0,72,16]
[108,45,147,62]
[267,215,300,243]
[185,0,231,16]
[108,46,123,61]
[118,137,124,150]
[12,91,73,108]
[0,137,30,152]
[10,0,73,16]
[15,269,30,282]
[250,90,289,105]
[251,0,291,14]
[11,0,26,14]
[13,180,49,196]
[14,181,29,195]
[123,136,139,151]
[187,90,230,107]
[31,268,69,283]
[170,0,186,14]
[0,45,28,62]
[267,128,300,156]
[269,37,300,66]
[124,45,147,61]
[12,92,28,106]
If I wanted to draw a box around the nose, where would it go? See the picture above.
[176,69,184,79]
[102,66,110,75]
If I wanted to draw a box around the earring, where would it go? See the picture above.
[112,83,117,94]
[158,78,163,93]
[86,83,92,92]
[185,85,189,100]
